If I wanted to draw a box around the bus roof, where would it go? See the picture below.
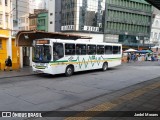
[35,38,122,46]
[16,30,92,46]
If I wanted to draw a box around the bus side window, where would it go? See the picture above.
[76,44,86,55]
[65,43,75,55]
[97,45,104,55]
[57,44,64,58]
[87,45,96,55]
[53,43,64,60]
[119,46,121,54]
[76,45,81,55]
[105,45,113,54]
[113,46,119,54]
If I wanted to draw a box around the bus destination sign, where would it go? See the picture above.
[36,40,50,44]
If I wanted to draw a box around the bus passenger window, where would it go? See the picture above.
[76,46,81,55]
[76,44,86,55]
[105,45,113,54]
[113,46,119,54]
[87,45,96,55]
[53,43,64,60]
[97,45,104,55]
[65,44,75,55]
[118,46,121,54]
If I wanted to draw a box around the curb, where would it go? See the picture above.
[0,74,37,79]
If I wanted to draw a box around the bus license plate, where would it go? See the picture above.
[40,63,44,66]
[36,70,43,73]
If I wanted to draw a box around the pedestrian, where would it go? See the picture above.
[127,53,130,63]
[4,56,12,71]
[133,53,136,62]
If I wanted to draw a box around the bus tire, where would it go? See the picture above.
[102,62,108,71]
[65,65,74,77]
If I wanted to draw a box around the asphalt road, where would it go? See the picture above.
[0,61,160,120]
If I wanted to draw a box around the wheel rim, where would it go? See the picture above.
[67,67,72,75]
[103,63,107,70]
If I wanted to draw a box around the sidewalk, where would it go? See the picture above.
[0,61,159,79]
[122,60,160,66]
[0,66,36,79]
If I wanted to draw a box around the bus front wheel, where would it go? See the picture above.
[65,65,74,77]
[102,62,108,71]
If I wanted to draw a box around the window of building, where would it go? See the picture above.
[20,17,25,23]
[150,32,153,38]
[5,0,7,6]
[154,33,158,39]
[19,27,25,30]
[30,19,36,26]
[158,33,160,41]
[155,20,159,26]
[26,26,28,30]
[5,14,8,22]
[0,39,2,49]
[38,19,45,26]
[26,18,29,23]
[0,14,2,25]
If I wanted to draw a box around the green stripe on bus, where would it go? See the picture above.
[49,60,77,63]
[49,57,121,69]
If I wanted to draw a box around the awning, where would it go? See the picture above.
[16,30,92,46]
[123,48,137,52]
[136,50,152,53]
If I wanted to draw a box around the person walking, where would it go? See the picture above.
[4,56,12,71]
[133,53,137,62]
[127,53,130,63]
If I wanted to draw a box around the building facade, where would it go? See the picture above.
[61,0,105,33]
[18,14,29,30]
[29,9,47,30]
[37,11,48,32]
[29,13,37,30]
[150,8,160,53]
[48,0,55,32]
[105,0,152,50]
[48,0,153,49]
[12,0,30,32]
[29,0,48,13]
[150,10,160,46]
[48,0,105,42]
[0,0,20,70]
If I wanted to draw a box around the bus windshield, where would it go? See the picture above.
[33,45,51,63]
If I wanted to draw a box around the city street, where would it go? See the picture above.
[0,0,160,120]
[0,61,160,120]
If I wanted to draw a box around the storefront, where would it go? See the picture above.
[0,29,20,70]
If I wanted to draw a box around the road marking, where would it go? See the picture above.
[65,81,160,120]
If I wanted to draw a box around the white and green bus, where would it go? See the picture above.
[32,38,122,76]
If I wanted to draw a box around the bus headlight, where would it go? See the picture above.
[45,63,49,66]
